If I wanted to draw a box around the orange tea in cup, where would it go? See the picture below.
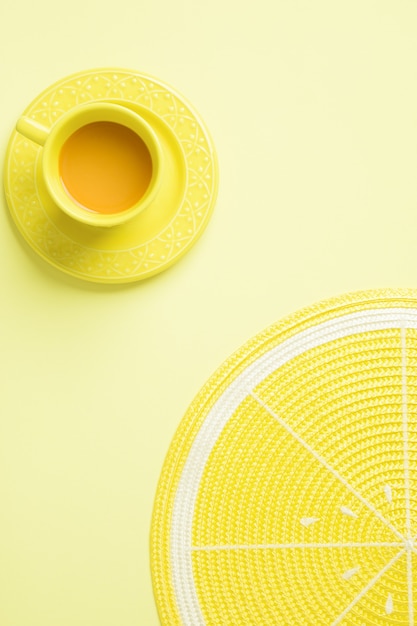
[59,121,153,214]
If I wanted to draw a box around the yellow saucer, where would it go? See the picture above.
[4,68,218,283]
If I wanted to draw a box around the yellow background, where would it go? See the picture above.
[0,1,417,624]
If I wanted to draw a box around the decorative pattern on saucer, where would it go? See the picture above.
[4,69,218,283]
[151,289,417,624]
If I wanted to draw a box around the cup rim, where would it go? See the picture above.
[43,102,163,228]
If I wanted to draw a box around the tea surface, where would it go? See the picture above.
[59,121,152,214]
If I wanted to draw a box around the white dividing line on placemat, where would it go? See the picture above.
[401,325,414,624]
[250,391,406,542]
[401,326,412,540]
[407,550,414,624]
[191,541,404,551]
[330,549,405,625]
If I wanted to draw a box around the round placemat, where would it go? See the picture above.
[151,289,417,625]
[4,68,218,283]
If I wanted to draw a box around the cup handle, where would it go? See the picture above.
[16,116,50,146]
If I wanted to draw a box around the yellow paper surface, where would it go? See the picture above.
[1,1,417,624]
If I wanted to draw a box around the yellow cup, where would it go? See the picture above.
[16,103,163,227]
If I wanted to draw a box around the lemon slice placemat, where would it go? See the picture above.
[151,289,417,625]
